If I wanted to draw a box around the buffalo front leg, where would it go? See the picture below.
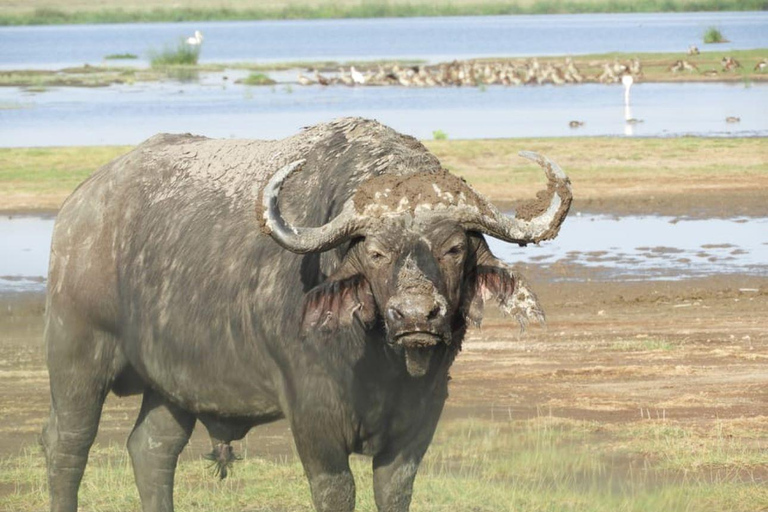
[372,449,425,512]
[291,422,355,512]
[372,390,446,511]
[127,389,196,512]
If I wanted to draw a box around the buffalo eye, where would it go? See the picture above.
[366,246,390,266]
[442,243,466,261]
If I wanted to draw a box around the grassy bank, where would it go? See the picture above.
[2,0,767,25]
[2,50,766,89]
[2,416,765,511]
[1,137,767,212]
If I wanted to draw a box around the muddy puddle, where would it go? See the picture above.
[2,213,767,294]
[490,213,768,281]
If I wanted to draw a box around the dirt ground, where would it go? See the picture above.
[1,254,766,466]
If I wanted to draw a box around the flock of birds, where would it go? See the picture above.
[297,58,644,88]
[183,28,764,87]
[300,53,766,89]
[668,54,766,75]
[181,29,759,129]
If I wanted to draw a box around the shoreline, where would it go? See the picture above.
[2,1,765,26]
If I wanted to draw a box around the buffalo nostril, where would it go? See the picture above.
[427,304,440,321]
[387,306,404,322]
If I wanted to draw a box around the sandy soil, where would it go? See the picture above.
[1,263,766,463]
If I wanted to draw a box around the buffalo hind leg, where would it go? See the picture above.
[42,316,118,512]
[127,389,196,512]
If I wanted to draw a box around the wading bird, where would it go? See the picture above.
[622,73,633,107]
[186,30,204,46]
[314,70,330,86]
[350,66,366,85]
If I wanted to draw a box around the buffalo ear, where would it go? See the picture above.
[468,264,545,331]
[302,275,376,333]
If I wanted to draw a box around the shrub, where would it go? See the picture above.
[104,53,138,60]
[433,130,448,140]
[703,26,728,44]
[149,41,200,67]
[240,72,276,86]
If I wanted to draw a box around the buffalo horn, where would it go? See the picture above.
[261,159,367,253]
[457,151,572,245]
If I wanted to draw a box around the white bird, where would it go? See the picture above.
[186,30,204,46]
[621,73,633,107]
[350,66,366,85]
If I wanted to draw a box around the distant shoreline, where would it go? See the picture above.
[2,50,765,89]
[1,0,766,26]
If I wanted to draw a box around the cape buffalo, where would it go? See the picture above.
[42,117,571,512]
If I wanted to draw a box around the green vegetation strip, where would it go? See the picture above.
[3,0,767,25]
[2,417,766,511]
[2,137,767,211]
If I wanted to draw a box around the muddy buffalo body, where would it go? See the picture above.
[42,118,571,512]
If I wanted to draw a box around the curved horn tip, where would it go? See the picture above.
[518,150,568,182]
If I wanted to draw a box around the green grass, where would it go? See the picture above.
[703,26,728,44]
[238,72,276,85]
[149,40,200,67]
[2,137,768,211]
[1,0,767,25]
[104,53,138,60]
[2,417,766,511]
[0,146,132,198]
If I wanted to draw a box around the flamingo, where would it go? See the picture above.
[622,73,642,133]
[186,30,204,46]
[621,73,633,107]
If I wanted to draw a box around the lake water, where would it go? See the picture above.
[3,214,766,293]
[0,12,767,70]
[2,80,766,146]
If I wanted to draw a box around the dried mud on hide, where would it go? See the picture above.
[352,168,492,217]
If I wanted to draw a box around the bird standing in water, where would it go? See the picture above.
[186,30,204,46]
[622,73,633,107]
[350,66,366,85]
